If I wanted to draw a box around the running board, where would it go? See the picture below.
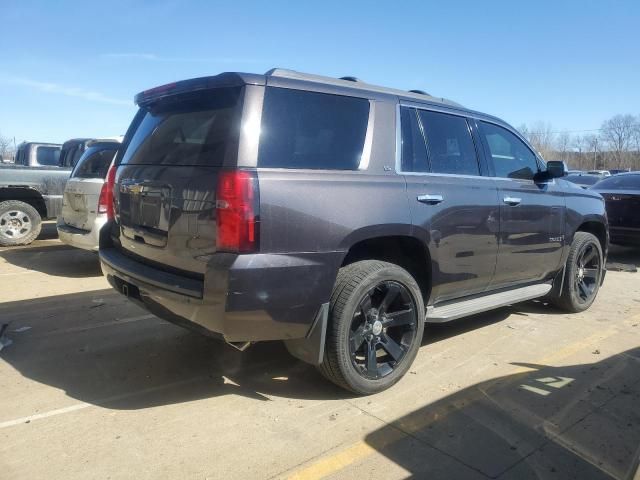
[426,283,552,323]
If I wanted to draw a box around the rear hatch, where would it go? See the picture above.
[61,146,117,231]
[114,86,245,276]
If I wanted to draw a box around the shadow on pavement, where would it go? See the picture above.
[0,241,102,277]
[37,221,59,240]
[1,289,547,409]
[364,348,640,479]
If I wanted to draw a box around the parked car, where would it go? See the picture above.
[592,172,640,246]
[57,138,122,251]
[13,142,61,167]
[609,168,631,175]
[565,173,602,189]
[58,138,92,168]
[99,69,608,394]
[567,169,584,175]
[0,163,71,246]
[587,169,611,177]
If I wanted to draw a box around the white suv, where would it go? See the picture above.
[57,138,122,251]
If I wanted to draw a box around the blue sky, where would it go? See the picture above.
[1,0,639,144]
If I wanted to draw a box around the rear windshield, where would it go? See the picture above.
[36,146,61,166]
[593,175,640,190]
[60,144,86,168]
[119,87,242,167]
[71,146,117,179]
[258,88,370,170]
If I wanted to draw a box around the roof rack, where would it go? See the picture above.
[339,76,362,82]
[264,68,463,108]
[408,89,430,96]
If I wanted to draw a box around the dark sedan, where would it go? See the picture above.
[592,172,640,246]
[565,174,602,189]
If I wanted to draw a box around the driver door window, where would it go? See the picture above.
[479,122,538,180]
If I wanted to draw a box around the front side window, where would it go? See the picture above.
[479,122,539,180]
[418,110,479,176]
[36,146,61,166]
[400,107,429,172]
[72,147,117,179]
[258,88,369,170]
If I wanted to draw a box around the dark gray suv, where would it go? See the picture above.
[99,69,608,394]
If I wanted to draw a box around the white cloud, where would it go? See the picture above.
[0,75,131,106]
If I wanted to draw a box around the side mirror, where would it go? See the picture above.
[546,160,568,178]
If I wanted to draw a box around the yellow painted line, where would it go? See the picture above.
[287,442,376,480]
[285,319,633,480]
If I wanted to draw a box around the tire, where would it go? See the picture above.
[318,260,425,395]
[550,232,603,313]
[0,200,42,247]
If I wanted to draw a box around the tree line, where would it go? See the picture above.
[518,114,640,171]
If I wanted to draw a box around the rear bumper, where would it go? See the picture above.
[99,247,342,344]
[57,216,107,251]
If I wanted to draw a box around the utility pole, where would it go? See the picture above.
[593,137,598,170]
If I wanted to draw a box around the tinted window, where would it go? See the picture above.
[36,146,60,166]
[400,107,429,172]
[418,111,479,176]
[593,175,640,190]
[480,122,539,180]
[565,175,600,186]
[120,87,242,166]
[258,88,369,170]
[71,147,117,179]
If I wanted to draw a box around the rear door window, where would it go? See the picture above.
[258,88,370,170]
[479,122,539,180]
[36,146,61,166]
[417,110,479,176]
[120,87,243,166]
[72,147,117,179]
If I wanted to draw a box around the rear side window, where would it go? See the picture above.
[258,88,369,170]
[418,111,479,176]
[120,87,242,166]
[400,107,429,172]
[36,146,60,166]
[479,122,539,180]
[72,147,117,179]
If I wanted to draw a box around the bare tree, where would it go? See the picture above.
[556,132,571,162]
[600,114,636,169]
[0,132,13,161]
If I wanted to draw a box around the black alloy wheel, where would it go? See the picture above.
[349,281,418,380]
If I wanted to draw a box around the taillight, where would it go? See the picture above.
[98,163,117,220]
[216,170,259,253]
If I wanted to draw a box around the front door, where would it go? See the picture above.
[476,121,565,289]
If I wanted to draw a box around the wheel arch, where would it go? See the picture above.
[339,234,432,306]
[0,187,47,218]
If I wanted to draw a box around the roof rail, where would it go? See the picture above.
[409,89,430,96]
[339,76,362,82]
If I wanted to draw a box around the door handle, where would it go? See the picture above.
[503,196,522,206]
[417,194,444,205]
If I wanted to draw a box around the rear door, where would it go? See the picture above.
[114,86,244,275]
[400,106,500,304]
[476,121,565,288]
[61,146,116,230]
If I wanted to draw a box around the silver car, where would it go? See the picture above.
[57,138,121,251]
